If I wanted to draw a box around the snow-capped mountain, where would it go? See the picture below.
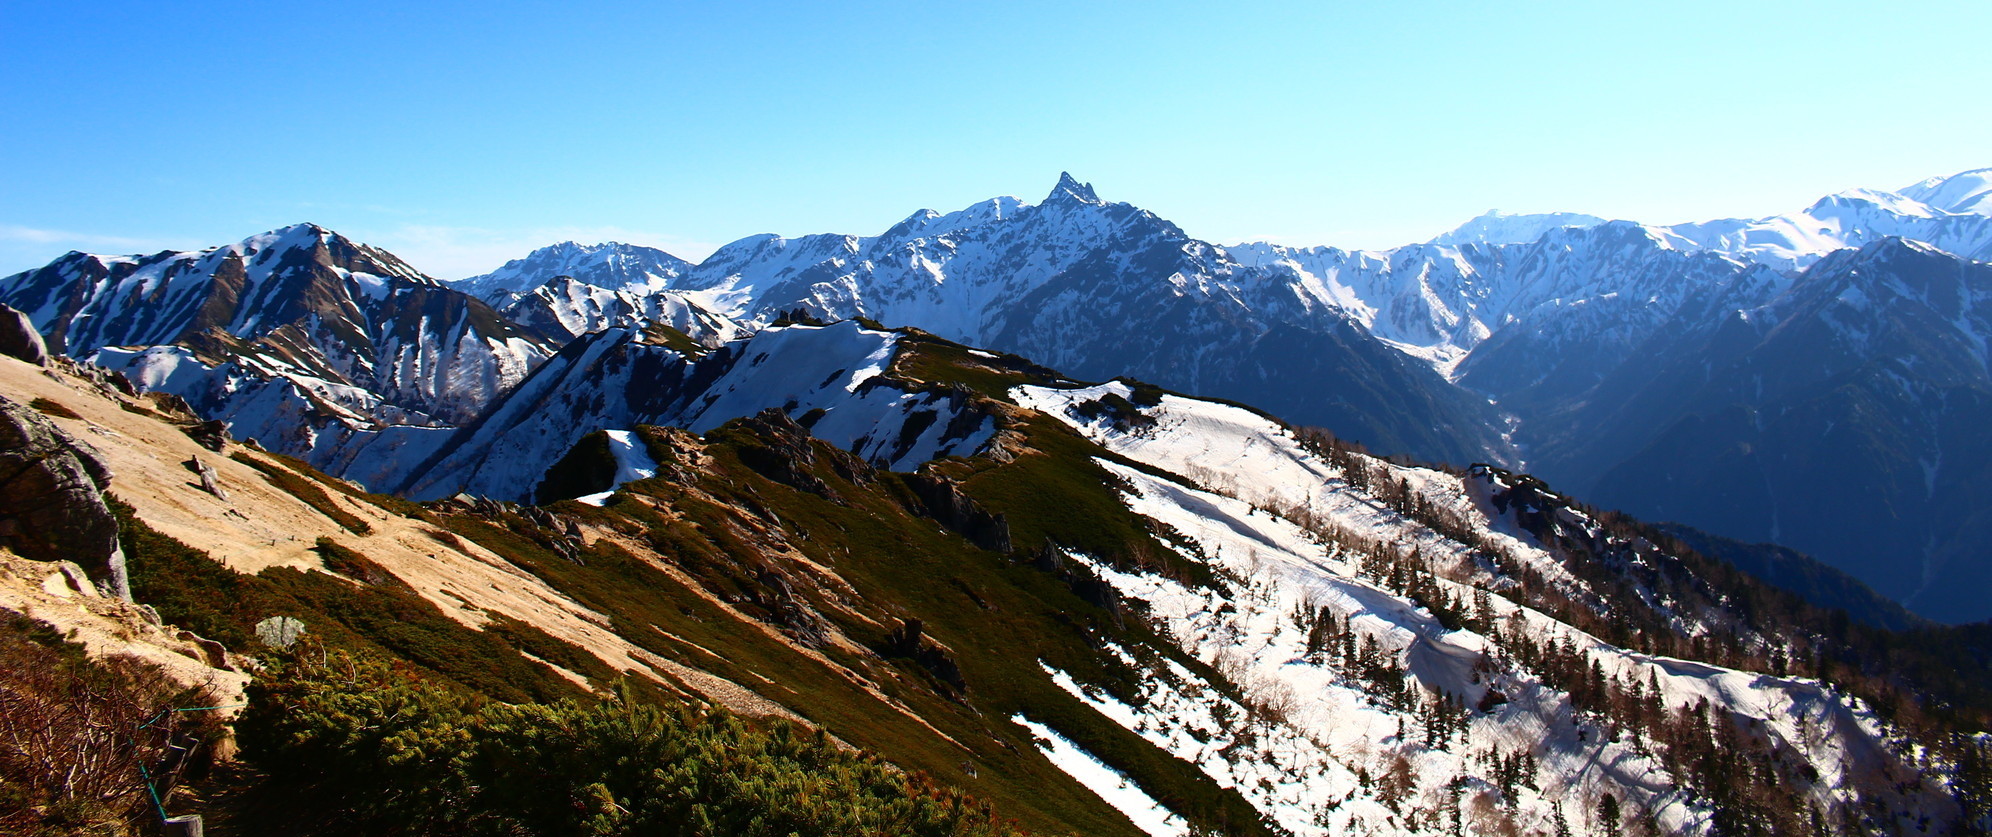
[0,224,553,485]
[399,320,995,501]
[453,240,694,305]
[465,170,1990,416]
[1425,168,1992,269]
[497,275,748,344]
[1899,166,1992,215]
[1225,224,1778,379]
[1656,184,1992,271]
[1426,209,1608,247]
[644,174,1518,467]
[1534,238,1992,624]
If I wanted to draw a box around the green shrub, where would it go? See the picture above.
[229,452,374,535]
[27,396,82,420]
[238,646,1030,836]
[313,537,408,589]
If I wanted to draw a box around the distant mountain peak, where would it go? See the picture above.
[1898,166,1992,216]
[1043,172,1102,206]
[1427,209,1607,247]
[453,240,692,303]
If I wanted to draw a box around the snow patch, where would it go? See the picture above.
[576,429,659,506]
[1010,714,1190,836]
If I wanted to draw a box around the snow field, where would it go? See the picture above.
[1013,380,1929,834]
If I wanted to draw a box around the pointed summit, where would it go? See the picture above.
[1043,172,1102,206]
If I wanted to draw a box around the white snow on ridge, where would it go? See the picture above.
[453,240,691,302]
[1428,210,1610,247]
[1900,167,1992,216]
[682,322,897,430]
[406,321,995,501]
[576,429,659,506]
[683,322,994,470]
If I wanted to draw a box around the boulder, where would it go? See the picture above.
[185,456,229,501]
[0,395,128,599]
[0,304,49,366]
[183,420,230,452]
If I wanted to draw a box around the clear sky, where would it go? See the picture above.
[3,1,1987,279]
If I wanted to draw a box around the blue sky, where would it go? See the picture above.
[3,1,1987,278]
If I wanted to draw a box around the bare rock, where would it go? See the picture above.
[183,419,230,452]
[146,392,201,423]
[906,471,1012,553]
[185,456,229,502]
[175,629,233,670]
[255,615,306,649]
[0,394,128,599]
[0,304,49,366]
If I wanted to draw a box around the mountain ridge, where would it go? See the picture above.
[5,324,1986,835]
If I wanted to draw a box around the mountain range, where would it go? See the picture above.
[4,167,1992,835]
[2,313,1985,835]
[4,168,1992,627]
[458,166,1992,622]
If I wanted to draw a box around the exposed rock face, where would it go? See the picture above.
[183,419,230,453]
[906,472,1011,553]
[0,395,128,599]
[730,408,873,501]
[0,304,48,366]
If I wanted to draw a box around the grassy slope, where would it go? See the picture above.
[109,329,1291,835]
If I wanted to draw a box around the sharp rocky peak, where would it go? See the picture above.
[1043,172,1103,206]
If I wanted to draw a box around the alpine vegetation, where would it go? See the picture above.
[3,167,1991,836]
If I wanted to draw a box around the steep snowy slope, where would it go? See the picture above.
[448,239,745,345]
[497,275,748,344]
[1899,167,1992,215]
[399,321,995,501]
[998,380,1971,835]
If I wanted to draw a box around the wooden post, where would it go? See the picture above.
[163,814,203,837]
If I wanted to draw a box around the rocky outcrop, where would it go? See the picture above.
[0,303,48,366]
[0,552,247,696]
[0,395,128,599]
[731,409,874,501]
[183,419,229,453]
[906,472,1012,553]
[185,456,228,502]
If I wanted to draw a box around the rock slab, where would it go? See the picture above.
[0,394,128,599]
